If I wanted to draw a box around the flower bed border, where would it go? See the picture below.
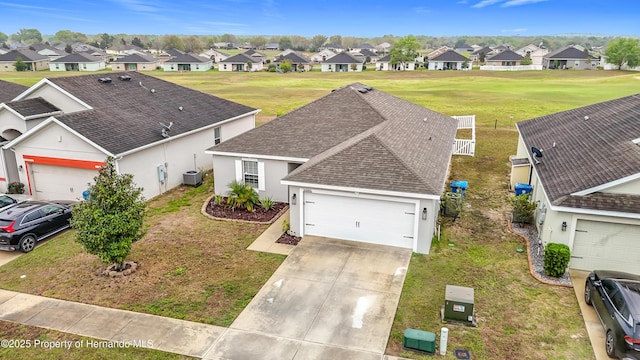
[200,194,289,224]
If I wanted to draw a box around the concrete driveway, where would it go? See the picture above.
[205,236,412,360]
[570,269,608,360]
[0,251,22,267]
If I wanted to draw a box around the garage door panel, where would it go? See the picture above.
[31,164,97,201]
[304,192,416,249]
[571,220,640,274]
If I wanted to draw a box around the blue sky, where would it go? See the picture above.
[1,0,638,37]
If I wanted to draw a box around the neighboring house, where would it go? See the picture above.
[469,46,492,62]
[310,49,336,63]
[0,80,27,103]
[199,48,229,64]
[219,54,264,72]
[0,72,259,199]
[376,54,416,71]
[243,49,267,64]
[426,46,452,59]
[320,43,345,53]
[428,50,469,70]
[516,44,549,66]
[273,52,312,72]
[208,83,460,254]
[28,43,66,60]
[455,44,475,54]
[106,44,146,56]
[375,42,392,54]
[0,49,7,55]
[162,53,212,71]
[321,52,363,72]
[0,49,49,71]
[354,48,379,63]
[352,43,375,52]
[264,43,279,50]
[484,49,524,66]
[111,53,160,71]
[511,93,640,273]
[49,52,107,72]
[63,43,107,60]
[543,45,597,70]
[166,48,185,57]
[213,42,233,49]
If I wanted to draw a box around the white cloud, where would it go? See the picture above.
[414,7,431,14]
[502,0,548,6]
[471,0,504,8]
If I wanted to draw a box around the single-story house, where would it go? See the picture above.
[310,49,336,63]
[375,42,392,53]
[455,44,475,54]
[49,52,107,72]
[273,52,312,72]
[0,80,27,103]
[106,44,147,57]
[162,53,212,72]
[0,72,259,200]
[63,43,108,60]
[166,48,185,58]
[484,49,524,67]
[28,43,66,60]
[243,49,267,64]
[199,49,229,64]
[0,49,49,72]
[469,46,492,62]
[516,44,549,66]
[426,46,452,59]
[428,50,469,70]
[264,43,279,51]
[208,83,459,254]
[219,54,264,72]
[321,52,363,72]
[543,45,598,70]
[376,54,416,71]
[320,43,345,53]
[352,43,375,53]
[111,53,160,71]
[355,48,380,63]
[511,93,640,273]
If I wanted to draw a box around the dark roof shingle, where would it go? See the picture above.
[486,49,524,61]
[0,80,28,103]
[430,50,468,62]
[5,98,60,117]
[323,52,362,64]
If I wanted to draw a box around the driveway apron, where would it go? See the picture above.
[204,236,412,360]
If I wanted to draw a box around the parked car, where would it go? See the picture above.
[585,270,640,359]
[0,195,17,209]
[0,201,75,253]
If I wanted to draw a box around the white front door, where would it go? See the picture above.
[304,191,416,249]
[571,220,640,273]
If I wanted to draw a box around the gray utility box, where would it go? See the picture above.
[183,170,203,186]
[444,285,475,325]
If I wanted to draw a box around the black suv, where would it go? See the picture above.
[0,201,75,253]
[585,270,640,359]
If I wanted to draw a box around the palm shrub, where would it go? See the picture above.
[226,181,259,212]
[544,243,571,277]
[260,196,275,211]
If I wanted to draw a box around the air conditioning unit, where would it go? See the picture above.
[183,170,202,187]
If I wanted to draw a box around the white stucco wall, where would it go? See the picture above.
[212,156,292,202]
[0,110,28,138]
[602,178,640,195]
[49,62,106,72]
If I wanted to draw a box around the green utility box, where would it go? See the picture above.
[403,328,436,353]
[444,285,475,325]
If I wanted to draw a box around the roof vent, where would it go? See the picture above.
[362,86,372,91]
[357,88,368,94]
[119,75,132,81]
[584,115,589,120]
[178,106,184,111]
[98,77,112,84]
[150,89,156,94]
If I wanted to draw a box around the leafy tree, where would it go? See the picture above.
[329,35,342,46]
[13,56,28,71]
[454,38,468,48]
[162,35,185,51]
[0,32,8,44]
[131,37,145,48]
[184,36,203,53]
[290,35,309,51]
[97,33,114,49]
[390,35,421,71]
[278,36,293,50]
[251,36,266,49]
[342,36,359,49]
[310,34,327,51]
[279,59,292,73]
[605,37,640,69]
[219,33,237,44]
[52,30,87,45]
[65,44,73,54]
[11,28,42,44]
[71,157,146,272]
[462,60,469,69]
[226,181,260,212]
[120,37,127,45]
[520,54,532,65]
[479,51,487,63]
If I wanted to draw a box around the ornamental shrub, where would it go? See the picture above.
[544,243,570,277]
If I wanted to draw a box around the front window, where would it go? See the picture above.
[243,160,259,188]
[214,127,221,145]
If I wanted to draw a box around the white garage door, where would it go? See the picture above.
[31,164,97,201]
[571,220,640,273]
[304,192,416,249]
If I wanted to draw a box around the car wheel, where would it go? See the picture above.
[606,330,616,358]
[584,281,592,306]
[18,235,36,253]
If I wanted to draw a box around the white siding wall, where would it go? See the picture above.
[212,156,290,202]
[49,61,106,72]
[602,179,640,195]
[0,111,28,137]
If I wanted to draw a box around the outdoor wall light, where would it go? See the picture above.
[422,207,428,220]
[18,165,23,172]
[561,221,567,231]
[291,193,297,205]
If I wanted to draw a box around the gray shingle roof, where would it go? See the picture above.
[167,48,185,57]
[487,49,524,61]
[430,50,468,62]
[358,49,377,57]
[42,72,257,155]
[213,83,458,195]
[0,49,49,62]
[0,80,28,103]
[471,46,492,55]
[274,52,310,64]
[50,53,102,63]
[324,52,362,64]
[5,98,60,117]
[516,93,640,210]
[377,54,391,62]
[164,53,211,63]
[220,53,254,63]
[545,45,589,60]
[111,53,158,63]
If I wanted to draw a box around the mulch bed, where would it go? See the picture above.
[205,197,288,223]
[276,232,302,245]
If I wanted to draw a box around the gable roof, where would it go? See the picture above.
[0,80,28,103]
[166,48,185,57]
[212,83,458,195]
[4,98,60,118]
[377,54,391,62]
[358,49,377,57]
[13,72,258,155]
[356,43,374,49]
[164,53,211,64]
[471,46,492,55]
[220,53,255,64]
[29,43,66,55]
[50,52,103,63]
[243,49,266,57]
[274,52,310,64]
[324,52,362,64]
[0,49,49,62]
[516,93,640,212]
[111,53,158,63]
[430,49,468,62]
[545,45,590,60]
[486,49,523,61]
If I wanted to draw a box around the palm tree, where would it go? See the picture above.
[226,181,260,212]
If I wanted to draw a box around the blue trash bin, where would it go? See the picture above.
[450,180,469,196]
[82,190,90,201]
[514,183,533,195]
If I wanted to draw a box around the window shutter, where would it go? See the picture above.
[235,160,242,182]
[258,162,265,191]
